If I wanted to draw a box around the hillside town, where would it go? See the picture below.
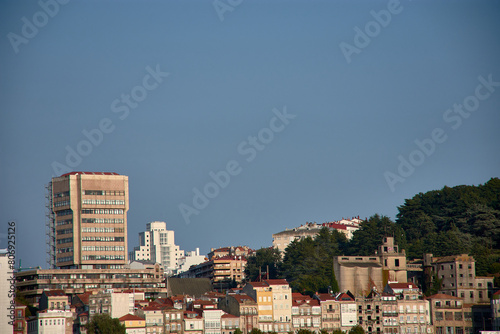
[2,172,499,334]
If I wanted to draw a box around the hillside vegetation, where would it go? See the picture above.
[245,178,500,293]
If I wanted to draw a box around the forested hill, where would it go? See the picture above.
[393,177,500,277]
[244,178,500,295]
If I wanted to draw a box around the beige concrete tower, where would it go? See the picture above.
[48,172,129,269]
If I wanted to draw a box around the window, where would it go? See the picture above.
[395,259,400,267]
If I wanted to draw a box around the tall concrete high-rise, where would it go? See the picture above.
[47,172,129,269]
[130,221,184,274]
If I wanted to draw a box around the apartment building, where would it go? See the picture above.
[130,221,185,274]
[208,246,253,260]
[242,281,273,331]
[217,293,259,334]
[48,171,129,269]
[28,309,74,334]
[273,218,362,254]
[291,293,321,331]
[337,292,358,332]
[426,294,472,334]
[38,290,70,311]
[221,313,239,334]
[88,290,137,318]
[424,254,494,304]
[492,290,500,330]
[272,223,325,254]
[15,265,165,306]
[389,283,431,334]
[187,255,247,288]
[242,279,292,333]
[314,293,342,332]
[119,314,146,333]
[184,310,204,334]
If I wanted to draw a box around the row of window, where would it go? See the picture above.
[57,256,73,263]
[82,236,125,242]
[82,255,124,260]
[57,247,73,254]
[57,229,72,235]
[400,326,428,333]
[399,315,426,323]
[57,238,73,244]
[82,209,123,215]
[434,312,471,321]
[57,219,73,226]
[40,319,65,327]
[54,191,69,198]
[82,218,124,224]
[56,209,72,216]
[54,200,70,207]
[82,209,124,215]
[82,227,124,233]
[84,190,125,196]
[82,199,125,205]
[82,246,125,252]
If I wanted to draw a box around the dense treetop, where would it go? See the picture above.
[245,177,500,292]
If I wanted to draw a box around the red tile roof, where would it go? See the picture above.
[222,313,239,318]
[60,171,120,177]
[315,293,337,301]
[76,292,92,304]
[336,293,354,301]
[119,314,145,321]
[43,290,66,297]
[264,279,289,285]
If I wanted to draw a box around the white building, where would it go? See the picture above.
[203,309,224,334]
[0,249,13,334]
[29,310,73,334]
[89,290,139,319]
[130,221,184,274]
[176,248,206,275]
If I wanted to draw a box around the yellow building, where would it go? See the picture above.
[242,279,292,333]
[243,281,273,330]
[119,314,146,334]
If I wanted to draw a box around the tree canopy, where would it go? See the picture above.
[85,314,126,334]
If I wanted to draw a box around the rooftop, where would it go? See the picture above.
[60,171,120,177]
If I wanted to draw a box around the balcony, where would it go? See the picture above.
[382,311,398,316]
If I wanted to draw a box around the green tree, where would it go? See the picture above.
[297,330,314,334]
[234,329,243,334]
[281,227,345,294]
[332,330,345,334]
[250,328,263,334]
[244,247,282,281]
[85,313,126,334]
[348,325,365,334]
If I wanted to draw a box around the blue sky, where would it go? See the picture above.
[1,0,499,268]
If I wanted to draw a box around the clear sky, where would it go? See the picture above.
[1,0,499,269]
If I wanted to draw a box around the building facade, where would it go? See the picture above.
[48,171,129,269]
[15,266,165,306]
[424,254,494,304]
[334,237,408,297]
[130,221,185,274]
